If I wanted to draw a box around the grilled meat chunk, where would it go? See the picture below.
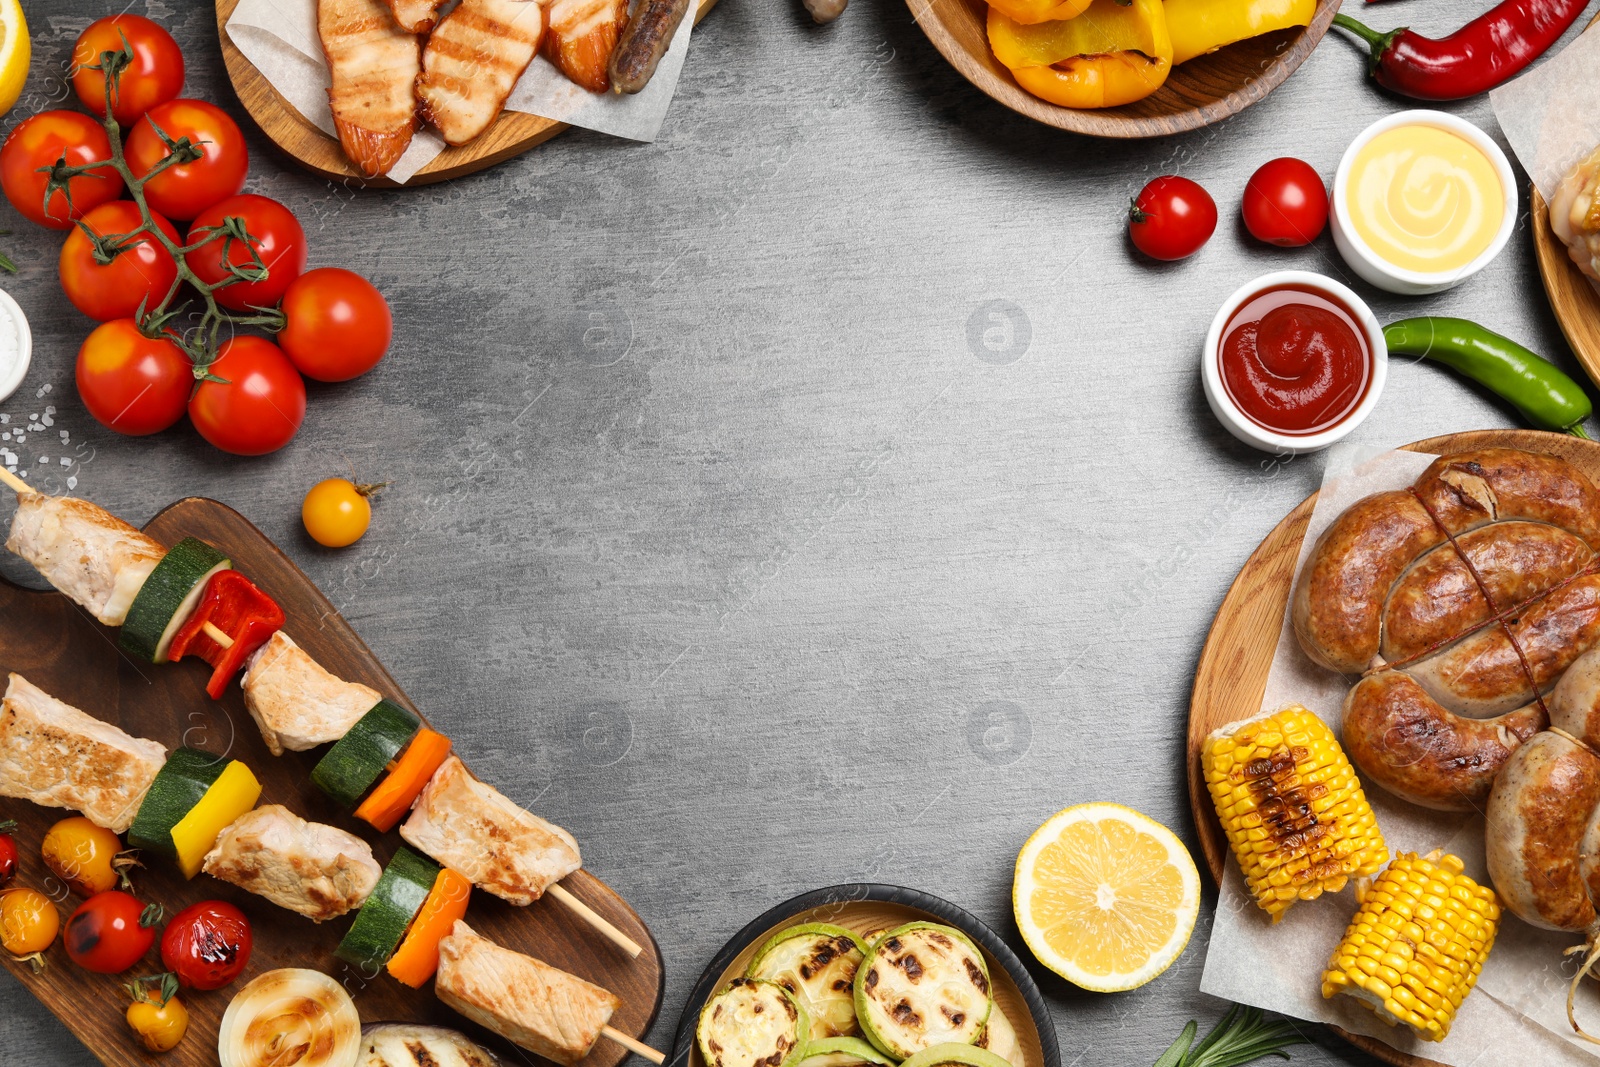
[417,0,545,146]
[318,0,422,177]
[400,756,581,905]
[544,0,627,94]
[0,673,165,833]
[6,494,165,626]
[241,630,382,756]
[203,804,381,921]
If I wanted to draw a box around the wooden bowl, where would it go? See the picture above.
[670,884,1061,1067]
[908,0,1340,138]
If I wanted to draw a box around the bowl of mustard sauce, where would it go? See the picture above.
[1331,110,1517,296]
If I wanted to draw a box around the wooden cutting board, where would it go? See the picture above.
[1186,428,1600,1067]
[0,497,663,1067]
[213,0,720,187]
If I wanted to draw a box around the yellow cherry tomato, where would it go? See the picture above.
[41,817,124,897]
[127,994,189,1052]
[1,887,60,956]
[302,477,375,548]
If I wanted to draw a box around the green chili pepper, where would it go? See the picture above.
[1384,317,1593,438]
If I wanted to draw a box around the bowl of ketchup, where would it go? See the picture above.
[1201,271,1387,455]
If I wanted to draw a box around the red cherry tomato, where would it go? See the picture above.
[70,15,185,127]
[58,201,181,322]
[160,900,251,991]
[278,268,392,382]
[185,194,307,312]
[125,100,248,222]
[0,822,15,887]
[63,891,157,974]
[1128,175,1217,262]
[188,337,306,456]
[76,319,193,435]
[0,111,124,229]
[1242,157,1329,248]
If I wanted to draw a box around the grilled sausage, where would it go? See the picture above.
[1414,448,1600,545]
[1485,729,1600,931]
[1341,671,1545,811]
[606,0,692,94]
[1551,644,1600,748]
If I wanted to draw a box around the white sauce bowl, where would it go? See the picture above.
[0,288,31,404]
[1331,109,1518,296]
[1201,270,1388,456]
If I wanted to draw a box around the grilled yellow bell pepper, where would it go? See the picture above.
[987,0,1171,109]
[1164,0,1316,66]
[986,0,1091,28]
[169,760,261,879]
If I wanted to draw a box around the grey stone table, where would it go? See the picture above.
[0,1,1585,1065]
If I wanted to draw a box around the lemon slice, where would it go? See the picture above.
[0,0,28,118]
[1012,802,1199,992]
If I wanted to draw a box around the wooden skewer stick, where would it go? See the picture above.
[602,1026,666,1065]
[547,883,644,958]
[0,465,37,496]
[201,621,236,649]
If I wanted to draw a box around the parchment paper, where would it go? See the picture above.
[224,0,698,184]
[1491,25,1600,205]
[1199,446,1600,1066]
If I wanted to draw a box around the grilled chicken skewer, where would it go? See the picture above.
[417,0,546,146]
[318,0,422,178]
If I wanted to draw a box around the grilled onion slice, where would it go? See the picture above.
[219,968,362,1067]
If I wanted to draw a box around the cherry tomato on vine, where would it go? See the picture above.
[64,891,159,974]
[188,337,306,456]
[1128,175,1217,262]
[125,99,247,222]
[1242,157,1328,248]
[278,268,392,382]
[302,478,377,547]
[70,15,185,127]
[76,320,193,436]
[59,200,181,322]
[160,901,251,991]
[186,194,307,312]
[41,817,126,898]
[0,111,124,229]
[0,821,16,887]
[0,887,59,957]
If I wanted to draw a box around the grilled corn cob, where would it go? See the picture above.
[1202,706,1387,921]
[1320,852,1499,1042]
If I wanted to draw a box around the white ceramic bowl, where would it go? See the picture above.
[0,288,30,404]
[1331,109,1517,296]
[1201,270,1388,455]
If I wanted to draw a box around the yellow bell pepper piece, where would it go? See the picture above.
[1164,0,1315,66]
[169,760,261,879]
[988,0,1172,110]
[985,0,1092,28]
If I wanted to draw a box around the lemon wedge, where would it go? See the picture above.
[1012,802,1199,992]
[0,0,29,118]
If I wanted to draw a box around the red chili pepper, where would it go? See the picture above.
[1333,0,1589,101]
[166,570,284,698]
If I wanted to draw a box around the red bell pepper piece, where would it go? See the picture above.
[166,570,285,699]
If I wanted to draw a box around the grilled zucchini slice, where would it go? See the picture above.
[900,1045,1013,1067]
[747,922,869,1039]
[974,1005,1022,1067]
[697,978,809,1067]
[854,922,991,1060]
[795,1038,898,1067]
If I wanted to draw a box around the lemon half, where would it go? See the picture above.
[0,0,28,118]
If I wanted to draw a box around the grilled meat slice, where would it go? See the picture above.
[400,756,581,905]
[318,0,422,177]
[6,493,165,626]
[417,0,545,146]
[435,920,619,1065]
[203,804,381,921]
[1552,145,1600,284]
[544,0,627,94]
[389,0,448,32]
[241,630,382,756]
[0,673,165,833]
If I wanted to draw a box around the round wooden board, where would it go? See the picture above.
[668,884,1061,1067]
[905,0,1338,139]
[1533,187,1600,392]
[214,0,720,187]
[1186,428,1600,1067]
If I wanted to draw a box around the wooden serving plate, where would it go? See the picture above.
[670,884,1060,1067]
[214,0,720,187]
[906,0,1338,139]
[1186,429,1600,1067]
[1533,188,1600,393]
[0,497,663,1067]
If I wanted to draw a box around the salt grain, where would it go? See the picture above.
[66,476,76,489]
[58,458,69,466]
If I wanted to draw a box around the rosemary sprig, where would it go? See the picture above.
[1153,1005,1307,1067]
